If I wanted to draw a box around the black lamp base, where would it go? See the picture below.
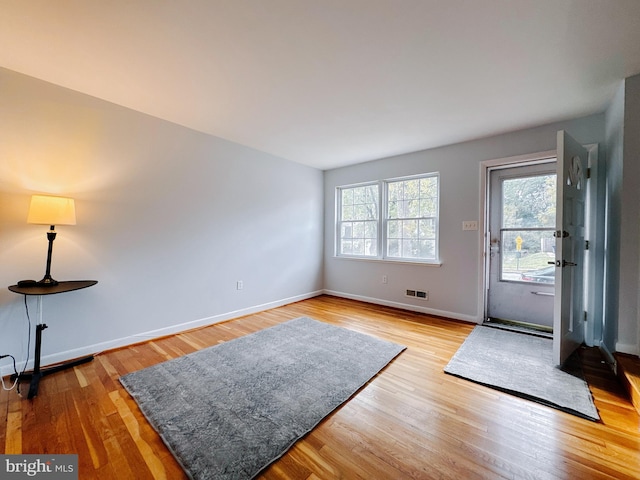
[37,276,59,286]
[39,227,59,287]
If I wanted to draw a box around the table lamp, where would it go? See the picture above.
[27,194,76,286]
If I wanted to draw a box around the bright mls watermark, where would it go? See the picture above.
[1,455,77,479]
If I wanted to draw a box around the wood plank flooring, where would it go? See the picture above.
[616,353,640,415]
[1,295,639,479]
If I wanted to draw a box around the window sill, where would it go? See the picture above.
[333,255,443,267]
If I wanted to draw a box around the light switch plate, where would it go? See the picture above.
[462,221,478,231]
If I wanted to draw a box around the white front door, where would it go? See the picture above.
[487,161,557,328]
[553,131,588,366]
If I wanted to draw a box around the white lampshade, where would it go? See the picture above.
[27,195,76,226]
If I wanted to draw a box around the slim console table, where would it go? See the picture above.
[8,280,98,399]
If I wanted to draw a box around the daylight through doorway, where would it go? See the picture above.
[486,160,557,331]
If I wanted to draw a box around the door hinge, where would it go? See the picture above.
[587,168,591,179]
[585,240,590,250]
[584,311,588,322]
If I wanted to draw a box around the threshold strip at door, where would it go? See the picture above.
[483,317,553,339]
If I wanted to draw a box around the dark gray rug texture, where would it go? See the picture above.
[120,316,406,480]
[444,326,599,421]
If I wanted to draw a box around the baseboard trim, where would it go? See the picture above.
[322,289,478,323]
[0,290,324,377]
[615,342,640,356]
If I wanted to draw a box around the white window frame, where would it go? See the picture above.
[335,181,381,258]
[335,173,441,265]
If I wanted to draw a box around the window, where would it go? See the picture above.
[386,176,439,260]
[337,183,379,257]
[336,173,439,263]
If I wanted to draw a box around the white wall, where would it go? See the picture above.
[0,68,324,374]
[616,74,640,355]
[324,114,605,322]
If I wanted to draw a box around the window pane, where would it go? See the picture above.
[388,219,399,237]
[418,219,435,239]
[388,238,400,257]
[352,221,364,238]
[407,199,420,217]
[420,177,437,196]
[365,239,377,256]
[420,198,436,217]
[341,223,352,239]
[403,219,417,237]
[403,180,419,199]
[398,200,407,218]
[341,205,353,221]
[365,185,378,203]
[501,229,555,284]
[388,201,398,218]
[385,174,439,261]
[388,182,400,201]
[352,239,364,255]
[419,240,435,258]
[338,184,378,257]
[502,174,556,228]
[365,221,377,238]
[354,204,368,219]
[342,188,354,205]
[402,239,415,258]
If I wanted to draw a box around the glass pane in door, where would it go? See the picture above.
[500,174,556,284]
[501,229,556,283]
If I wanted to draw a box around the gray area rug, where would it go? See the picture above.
[444,326,599,421]
[120,317,406,479]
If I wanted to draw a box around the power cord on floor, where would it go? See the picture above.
[0,296,33,394]
[15,295,33,396]
[0,354,19,391]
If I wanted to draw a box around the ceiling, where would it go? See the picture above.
[2,1,640,170]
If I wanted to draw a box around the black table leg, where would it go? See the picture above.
[11,323,93,399]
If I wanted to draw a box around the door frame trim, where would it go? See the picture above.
[486,160,557,327]
[478,146,602,348]
[478,150,557,325]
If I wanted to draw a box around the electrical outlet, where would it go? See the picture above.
[462,220,478,231]
[382,275,388,284]
[237,280,243,290]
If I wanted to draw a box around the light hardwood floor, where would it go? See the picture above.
[2,295,639,479]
